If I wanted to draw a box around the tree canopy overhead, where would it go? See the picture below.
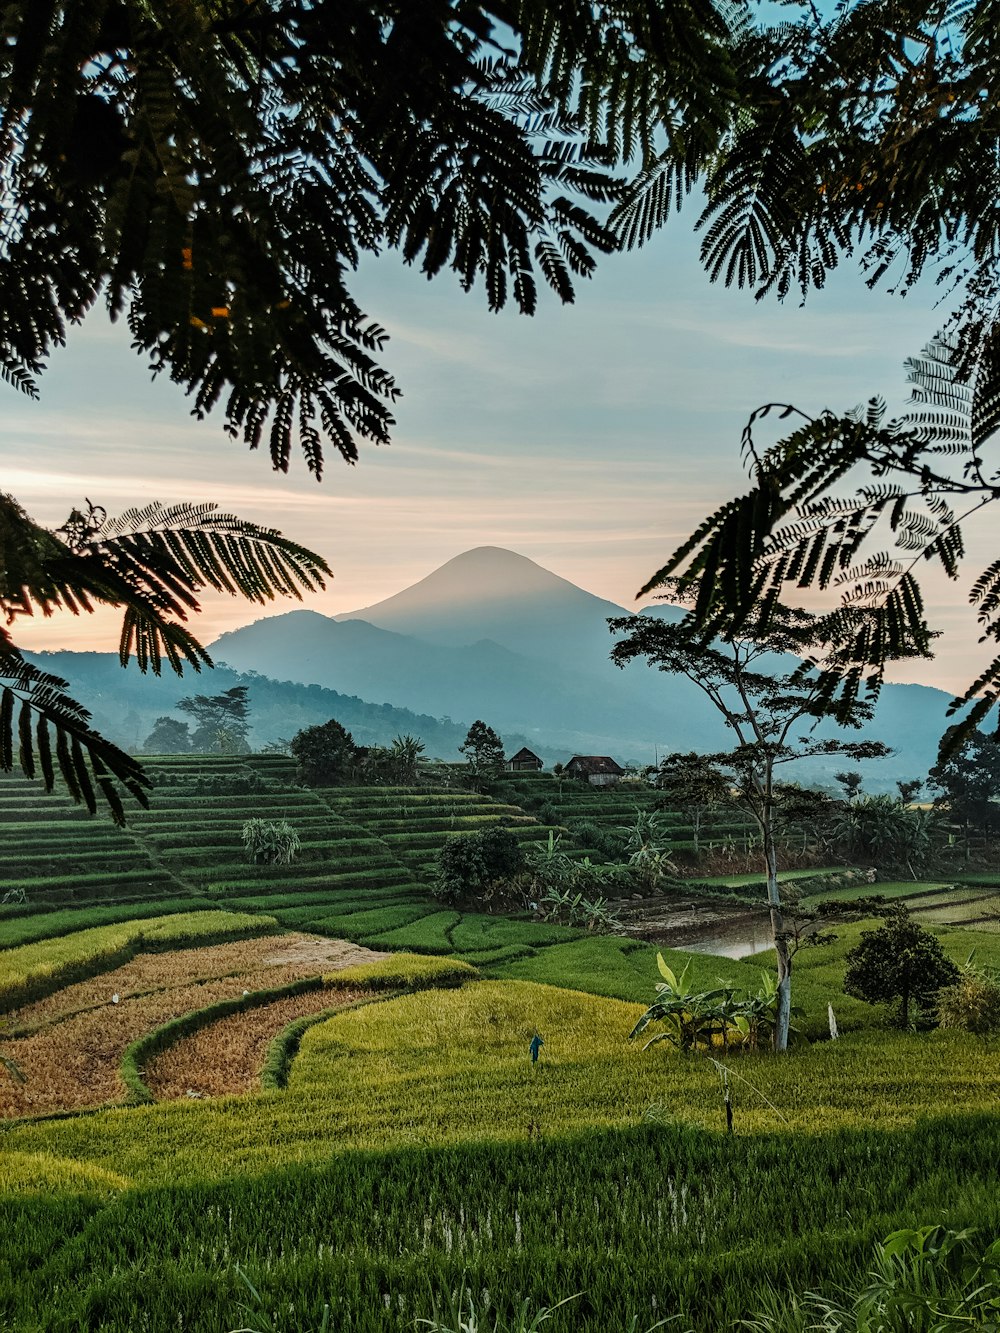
[615,0,1000,751]
[7,0,1000,817]
[0,0,744,478]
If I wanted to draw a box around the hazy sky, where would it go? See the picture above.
[8,209,991,695]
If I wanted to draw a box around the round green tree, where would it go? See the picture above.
[843,906,960,1028]
[290,718,357,786]
[435,826,526,905]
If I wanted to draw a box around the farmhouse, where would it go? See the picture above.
[507,747,543,772]
[565,755,626,787]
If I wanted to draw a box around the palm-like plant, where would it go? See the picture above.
[832,795,940,878]
[390,733,426,784]
[1,495,330,821]
[629,956,735,1054]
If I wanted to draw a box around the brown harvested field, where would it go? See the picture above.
[145,986,368,1100]
[0,934,387,1119]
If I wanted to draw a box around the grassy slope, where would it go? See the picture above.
[6,976,1000,1187]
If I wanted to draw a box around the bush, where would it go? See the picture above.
[747,1225,1000,1332]
[936,969,1000,1035]
[434,827,526,905]
[241,819,301,866]
[566,819,629,860]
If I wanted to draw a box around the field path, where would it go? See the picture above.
[1,933,386,1118]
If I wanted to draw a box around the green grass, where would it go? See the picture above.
[10,763,1000,1333]
[801,879,954,905]
[688,866,850,889]
[0,898,211,949]
[5,1117,1000,1333]
[914,897,1000,925]
[301,904,430,939]
[449,915,581,951]
[324,953,479,990]
[7,981,1000,1192]
[366,909,461,953]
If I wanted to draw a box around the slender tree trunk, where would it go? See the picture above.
[763,814,792,1052]
[692,809,701,857]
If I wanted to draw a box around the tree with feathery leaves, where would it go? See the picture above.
[611,591,889,1051]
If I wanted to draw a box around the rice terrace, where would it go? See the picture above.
[4,750,1000,1332]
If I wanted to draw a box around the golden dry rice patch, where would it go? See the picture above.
[145,986,368,1100]
[0,934,386,1119]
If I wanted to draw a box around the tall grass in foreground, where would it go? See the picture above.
[4,1120,1000,1331]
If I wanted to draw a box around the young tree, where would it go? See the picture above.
[835,771,864,802]
[290,719,358,787]
[141,717,192,755]
[655,751,730,856]
[177,686,251,754]
[843,906,960,1028]
[459,721,506,780]
[611,597,888,1052]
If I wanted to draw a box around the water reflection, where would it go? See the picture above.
[674,913,773,960]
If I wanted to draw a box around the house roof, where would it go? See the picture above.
[509,747,542,763]
[565,755,625,775]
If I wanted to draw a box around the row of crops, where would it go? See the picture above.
[5,971,1000,1330]
[5,754,1000,1331]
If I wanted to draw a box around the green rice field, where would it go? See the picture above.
[3,757,1000,1331]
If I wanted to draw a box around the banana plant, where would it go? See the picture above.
[629,955,734,1053]
[730,971,805,1051]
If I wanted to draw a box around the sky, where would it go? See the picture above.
[7,205,993,695]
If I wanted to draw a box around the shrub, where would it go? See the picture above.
[747,1225,1000,1332]
[936,969,1000,1035]
[566,819,630,860]
[434,827,526,905]
[241,819,301,866]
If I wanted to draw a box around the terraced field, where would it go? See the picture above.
[802,875,1000,927]
[6,756,1000,1333]
[499,771,758,854]
[1,932,381,1116]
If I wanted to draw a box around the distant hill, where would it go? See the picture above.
[207,547,959,787]
[209,608,707,755]
[22,651,555,762]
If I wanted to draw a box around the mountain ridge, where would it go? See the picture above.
[206,546,957,785]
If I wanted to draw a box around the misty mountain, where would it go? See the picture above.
[210,609,719,756]
[209,547,958,786]
[336,546,629,663]
[22,651,541,761]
